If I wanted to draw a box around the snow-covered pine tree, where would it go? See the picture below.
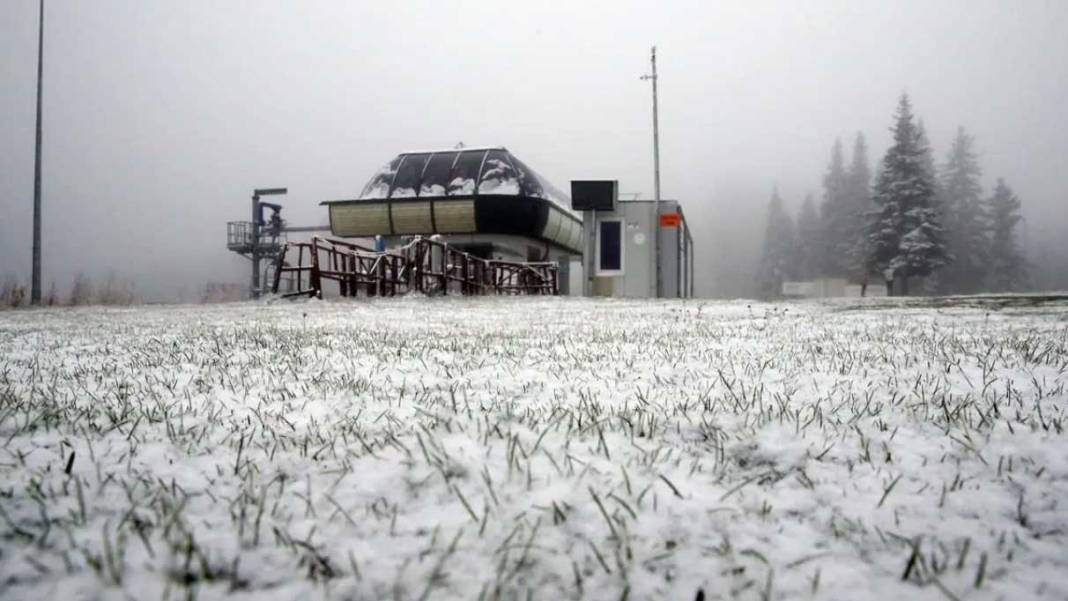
[844,132,872,286]
[939,127,988,294]
[796,193,821,280]
[866,94,948,295]
[986,178,1026,292]
[916,121,938,195]
[755,188,798,299]
[915,120,948,294]
[819,138,851,277]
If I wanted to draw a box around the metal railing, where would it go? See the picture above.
[271,236,558,298]
[226,221,254,249]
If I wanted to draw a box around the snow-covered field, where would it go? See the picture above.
[1,297,1066,600]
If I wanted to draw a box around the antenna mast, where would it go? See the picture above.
[640,46,662,297]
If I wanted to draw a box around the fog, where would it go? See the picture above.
[2,0,1066,300]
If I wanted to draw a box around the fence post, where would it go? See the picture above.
[440,243,447,295]
[380,257,388,296]
[391,256,399,296]
[297,245,305,293]
[461,255,469,295]
[348,254,357,298]
[414,238,424,293]
[309,237,322,298]
[336,250,347,297]
[271,244,287,294]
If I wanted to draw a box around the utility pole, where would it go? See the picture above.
[31,0,44,304]
[641,46,662,298]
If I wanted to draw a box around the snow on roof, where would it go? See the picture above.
[397,146,506,155]
[358,147,571,211]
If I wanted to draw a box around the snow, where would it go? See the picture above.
[420,184,446,197]
[400,146,506,155]
[447,177,475,195]
[0,297,1066,600]
[359,162,400,199]
[477,178,520,195]
[361,182,390,199]
[477,158,520,195]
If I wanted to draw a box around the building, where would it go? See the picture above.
[308,148,695,298]
[571,184,694,298]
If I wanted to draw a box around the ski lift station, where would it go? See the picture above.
[227,147,695,299]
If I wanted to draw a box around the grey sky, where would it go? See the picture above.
[2,0,1066,299]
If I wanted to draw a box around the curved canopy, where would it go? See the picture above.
[359,147,570,211]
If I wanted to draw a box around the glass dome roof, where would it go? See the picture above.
[359,147,570,211]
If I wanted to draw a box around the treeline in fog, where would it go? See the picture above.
[757,94,1030,298]
[0,272,139,308]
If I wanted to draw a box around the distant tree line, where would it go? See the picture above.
[758,93,1027,297]
[1,273,256,308]
[1,271,139,309]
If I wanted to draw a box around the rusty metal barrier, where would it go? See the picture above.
[271,236,558,298]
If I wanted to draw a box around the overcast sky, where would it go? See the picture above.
[2,0,1066,299]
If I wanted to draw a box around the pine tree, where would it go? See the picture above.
[866,94,948,295]
[844,132,872,285]
[915,120,948,294]
[986,178,1026,291]
[916,121,938,194]
[939,127,988,294]
[796,194,821,280]
[755,188,798,298]
[819,139,851,277]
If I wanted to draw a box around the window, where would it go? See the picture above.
[359,156,402,199]
[420,152,458,197]
[478,150,519,195]
[509,156,545,199]
[389,154,430,198]
[597,219,623,275]
[447,150,486,196]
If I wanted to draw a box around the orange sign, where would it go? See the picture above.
[659,213,681,227]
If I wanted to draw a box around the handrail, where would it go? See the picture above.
[270,236,558,298]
